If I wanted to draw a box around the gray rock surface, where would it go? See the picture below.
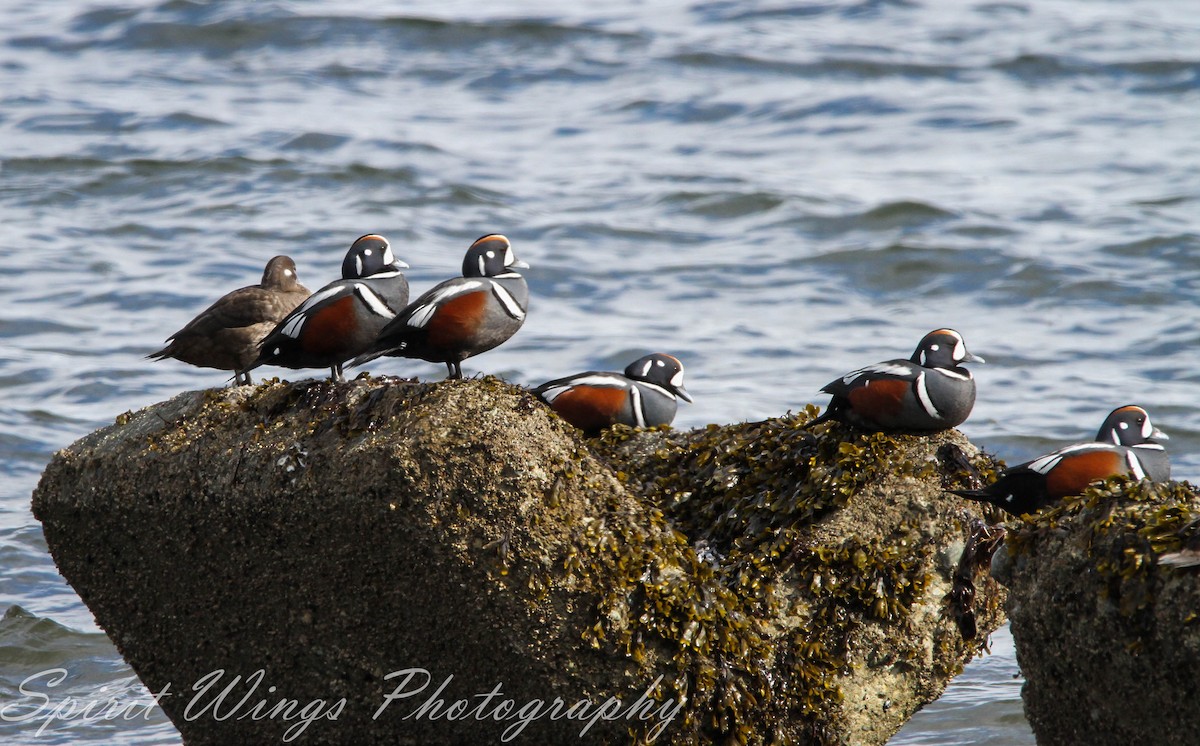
[32,376,1003,744]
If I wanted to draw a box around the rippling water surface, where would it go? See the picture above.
[2,1,1198,743]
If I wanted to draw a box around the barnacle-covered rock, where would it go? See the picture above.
[998,477,1200,746]
[33,377,1004,745]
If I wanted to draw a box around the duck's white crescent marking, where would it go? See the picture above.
[1126,451,1146,480]
[353,284,396,319]
[913,372,942,419]
[629,384,646,427]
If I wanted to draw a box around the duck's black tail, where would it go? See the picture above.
[807,399,844,428]
[950,488,991,503]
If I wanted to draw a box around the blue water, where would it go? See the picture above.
[3,1,1198,743]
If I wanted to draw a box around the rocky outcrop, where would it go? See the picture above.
[995,478,1200,746]
[32,376,1003,745]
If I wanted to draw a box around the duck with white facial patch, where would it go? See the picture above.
[953,405,1170,516]
[148,255,311,386]
[813,328,984,432]
[533,353,693,436]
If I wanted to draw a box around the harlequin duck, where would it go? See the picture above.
[812,328,984,432]
[533,353,694,435]
[954,405,1170,516]
[352,234,528,379]
[148,255,311,386]
[253,234,409,382]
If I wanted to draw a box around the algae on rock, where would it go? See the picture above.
[33,377,1004,745]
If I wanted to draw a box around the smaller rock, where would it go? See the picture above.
[1001,477,1200,746]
